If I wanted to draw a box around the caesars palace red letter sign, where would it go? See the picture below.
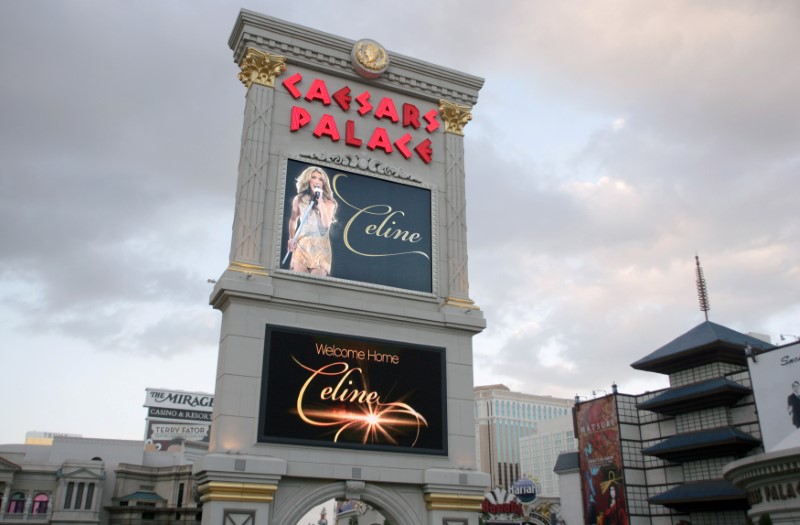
[282,72,440,164]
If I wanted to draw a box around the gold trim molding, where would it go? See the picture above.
[444,296,480,310]
[238,48,286,88]
[228,261,269,276]
[424,493,484,511]
[439,100,473,136]
[198,481,278,503]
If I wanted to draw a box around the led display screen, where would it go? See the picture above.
[279,159,432,293]
[258,325,447,455]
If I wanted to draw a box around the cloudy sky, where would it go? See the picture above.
[1,1,798,444]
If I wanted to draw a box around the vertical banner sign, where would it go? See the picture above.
[258,325,447,455]
[280,159,432,293]
[576,397,629,525]
[747,342,800,451]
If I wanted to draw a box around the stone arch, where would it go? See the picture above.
[273,480,423,525]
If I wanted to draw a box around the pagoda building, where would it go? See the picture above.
[630,320,773,523]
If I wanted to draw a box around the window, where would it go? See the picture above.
[9,492,25,514]
[74,483,85,510]
[64,482,74,509]
[84,483,94,510]
[33,493,49,514]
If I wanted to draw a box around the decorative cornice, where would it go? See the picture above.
[238,48,286,88]
[197,481,278,503]
[229,10,483,106]
[725,450,800,486]
[228,260,269,276]
[439,100,473,136]
[423,493,484,511]
[298,152,421,184]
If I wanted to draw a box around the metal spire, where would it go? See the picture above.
[695,255,710,321]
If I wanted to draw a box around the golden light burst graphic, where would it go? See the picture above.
[292,357,428,446]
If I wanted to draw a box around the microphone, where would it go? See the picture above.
[312,187,322,202]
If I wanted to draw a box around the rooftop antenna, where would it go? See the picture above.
[695,255,710,321]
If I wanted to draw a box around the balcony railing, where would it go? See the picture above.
[0,509,53,522]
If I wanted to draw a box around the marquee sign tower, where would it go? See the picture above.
[193,10,487,525]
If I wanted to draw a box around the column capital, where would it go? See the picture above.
[439,99,473,136]
[197,481,278,503]
[237,48,286,88]
[423,492,484,511]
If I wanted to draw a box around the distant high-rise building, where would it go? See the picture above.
[474,384,573,490]
[519,415,577,498]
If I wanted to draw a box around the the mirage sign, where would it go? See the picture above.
[144,388,214,412]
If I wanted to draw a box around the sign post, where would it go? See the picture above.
[193,9,486,525]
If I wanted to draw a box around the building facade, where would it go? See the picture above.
[724,339,800,523]
[474,384,574,490]
[519,414,577,499]
[560,320,773,525]
[0,437,205,525]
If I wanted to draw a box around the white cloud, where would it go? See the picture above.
[1,0,799,443]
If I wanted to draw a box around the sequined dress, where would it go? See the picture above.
[292,197,332,273]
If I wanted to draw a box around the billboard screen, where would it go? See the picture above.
[576,396,629,525]
[258,325,447,455]
[279,159,432,293]
[747,341,800,451]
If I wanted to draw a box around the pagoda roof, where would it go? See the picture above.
[648,479,747,512]
[641,426,760,462]
[636,377,751,415]
[631,321,774,374]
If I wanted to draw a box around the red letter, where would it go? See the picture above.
[414,138,432,163]
[423,109,440,132]
[290,106,311,131]
[333,86,352,111]
[305,78,331,105]
[345,120,362,147]
[374,97,399,123]
[282,72,303,99]
[356,91,373,116]
[367,127,392,153]
[402,103,420,129]
[394,133,412,159]
[313,114,340,141]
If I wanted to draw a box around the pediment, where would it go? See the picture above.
[57,466,105,480]
[0,455,22,471]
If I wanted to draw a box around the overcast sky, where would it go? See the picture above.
[1,1,798,444]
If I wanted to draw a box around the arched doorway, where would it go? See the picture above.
[276,481,421,525]
[297,498,388,525]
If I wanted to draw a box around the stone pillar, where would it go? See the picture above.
[194,453,286,525]
[440,99,478,310]
[423,467,489,525]
[228,48,286,277]
[1,484,11,513]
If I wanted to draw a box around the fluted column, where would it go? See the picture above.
[1,484,11,513]
[228,48,286,276]
[440,99,478,309]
